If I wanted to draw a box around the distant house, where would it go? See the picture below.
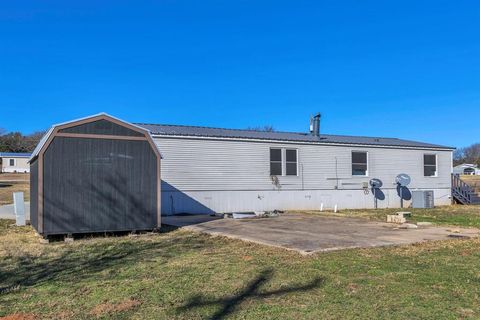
[0,152,31,173]
[453,163,480,176]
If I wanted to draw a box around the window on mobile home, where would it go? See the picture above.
[270,148,282,175]
[424,154,437,177]
[352,151,368,176]
[285,149,298,176]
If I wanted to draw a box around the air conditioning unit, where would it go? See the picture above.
[412,190,434,208]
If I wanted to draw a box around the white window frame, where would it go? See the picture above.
[424,153,438,177]
[351,151,369,177]
[9,159,15,167]
[269,148,283,176]
[284,148,299,177]
[269,148,299,177]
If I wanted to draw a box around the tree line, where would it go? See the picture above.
[0,128,46,153]
[454,143,480,167]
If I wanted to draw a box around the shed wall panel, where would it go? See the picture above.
[42,137,157,234]
[59,119,143,137]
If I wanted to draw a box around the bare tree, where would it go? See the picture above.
[25,131,46,151]
[464,143,480,166]
[454,143,480,166]
[0,129,8,152]
[0,130,46,153]
[246,125,275,132]
[1,132,28,152]
[453,148,465,166]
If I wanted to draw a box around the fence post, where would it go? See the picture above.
[13,192,26,226]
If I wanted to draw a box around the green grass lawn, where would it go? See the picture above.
[1,207,480,319]
[293,205,480,228]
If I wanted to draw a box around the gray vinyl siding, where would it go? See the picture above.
[154,137,452,193]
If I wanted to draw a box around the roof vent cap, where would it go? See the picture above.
[310,113,321,136]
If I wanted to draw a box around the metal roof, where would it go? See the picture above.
[136,123,455,150]
[454,163,478,168]
[0,152,31,158]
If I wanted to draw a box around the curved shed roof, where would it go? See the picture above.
[29,113,158,162]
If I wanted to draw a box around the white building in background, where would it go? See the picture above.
[0,153,31,173]
[453,163,480,176]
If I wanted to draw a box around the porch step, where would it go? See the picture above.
[452,174,480,205]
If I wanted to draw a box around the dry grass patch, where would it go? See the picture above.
[0,183,29,205]
[0,173,29,205]
[461,176,480,193]
[90,298,142,317]
[0,174,29,181]
[0,222,43,258]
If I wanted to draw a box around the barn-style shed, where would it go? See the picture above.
[29,114,161,236]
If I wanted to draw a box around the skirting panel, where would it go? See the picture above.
[161,188,452,215]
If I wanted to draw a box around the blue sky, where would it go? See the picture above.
[0,1,478,148]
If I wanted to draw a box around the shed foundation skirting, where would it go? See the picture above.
[161,188,451,215]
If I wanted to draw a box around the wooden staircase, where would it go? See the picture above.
[452,174,480,205]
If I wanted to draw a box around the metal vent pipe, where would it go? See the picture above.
[310,113,321,136]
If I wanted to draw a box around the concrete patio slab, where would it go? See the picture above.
[162,213,480,254]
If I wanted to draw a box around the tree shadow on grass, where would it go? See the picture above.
[0,232,207,295]
[178,268,324,320]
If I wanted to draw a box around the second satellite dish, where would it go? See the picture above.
[395,173,411,187]
[369,178,383,188]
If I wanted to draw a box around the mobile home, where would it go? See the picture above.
[0,152,31,173]
[139,114,454,215]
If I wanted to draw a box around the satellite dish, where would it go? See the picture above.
[369,178,383,188]
[395,173,411,187]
